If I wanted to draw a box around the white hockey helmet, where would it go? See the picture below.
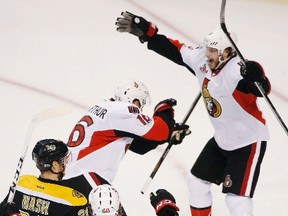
[114,79,151,110]
[203,27,237,55]
[89,184,120,216]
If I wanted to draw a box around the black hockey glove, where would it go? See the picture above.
[0,201,20,216]
[116,11,158,43]
[240,60,265,83]
[154,98,177,118]
[170,123,191,145]
[150,189,179,216]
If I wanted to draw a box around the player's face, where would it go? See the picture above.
[205,47,219,70]
[132,99,141,109]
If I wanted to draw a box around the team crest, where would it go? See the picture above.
[72,190,84,198]
[102,208,111,213]
[202,83,222,118]
[133,81,139,88]
[200,64,209,73]
[224,175,233,188]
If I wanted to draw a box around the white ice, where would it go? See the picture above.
[0,0,288,215]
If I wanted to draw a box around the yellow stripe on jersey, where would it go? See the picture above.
[17,175,87,206]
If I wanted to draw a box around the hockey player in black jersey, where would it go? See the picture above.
[0,139,109,216]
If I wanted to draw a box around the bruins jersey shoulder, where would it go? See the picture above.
[14,175,89,216]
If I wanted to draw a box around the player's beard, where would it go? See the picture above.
[207,58,217,70]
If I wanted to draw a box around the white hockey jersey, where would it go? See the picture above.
[64,99,172,183]
[180,45,270,150]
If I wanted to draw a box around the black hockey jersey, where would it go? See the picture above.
[11,172,109,216]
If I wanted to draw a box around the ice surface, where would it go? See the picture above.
[0,0,288,215]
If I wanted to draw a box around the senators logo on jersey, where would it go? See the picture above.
[202,81,222,118]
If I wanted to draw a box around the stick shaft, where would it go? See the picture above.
[254,82,288,136]
[220,0,288,136]
[141,92,201,194]
[7,105,72,203]
[7,120,37,203]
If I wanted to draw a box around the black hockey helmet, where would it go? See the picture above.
[32,139,69,171]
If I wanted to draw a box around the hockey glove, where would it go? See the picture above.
[240,61,265,83]
[0,202,20,216]
[154,98,177,118]
[116,11,158,43]
[150,189,179,216]
[170,123,191,145]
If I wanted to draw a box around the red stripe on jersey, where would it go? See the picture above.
[142,116,170,141]
[240,143,256,196]
[190,206,212,216]
[169,38,184,51]
[77,130,120,160]
[88,172,101,185]
[232,90,266,124]
[147,22,157,37]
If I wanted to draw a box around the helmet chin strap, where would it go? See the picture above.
[215,54,227,70]
[214,50,236,70]
[50,164,65,180]
[50,169,64,180]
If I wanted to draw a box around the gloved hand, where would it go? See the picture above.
[0,202,20,216]
[115,11,158,43]
[150,189,179,216]
[154,98,177,118]
[170,123,191,145]
[240,61,265,83]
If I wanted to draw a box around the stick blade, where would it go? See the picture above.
[33,104,72,123]
[7,104,73,203]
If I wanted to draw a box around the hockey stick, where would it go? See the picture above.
[7,105,72,203]
[220,0,288,136]
[141,92,202,194]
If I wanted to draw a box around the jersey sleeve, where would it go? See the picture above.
[147,34,196,75]
[129,137,159,154]
[59,173,109,198]
[111,103,174,142]
[148,34,185,65]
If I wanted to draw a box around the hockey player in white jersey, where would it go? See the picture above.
[64,79,190,184]
[88,184,180,216]
[88,184,121,216]
[116,12,271,216]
